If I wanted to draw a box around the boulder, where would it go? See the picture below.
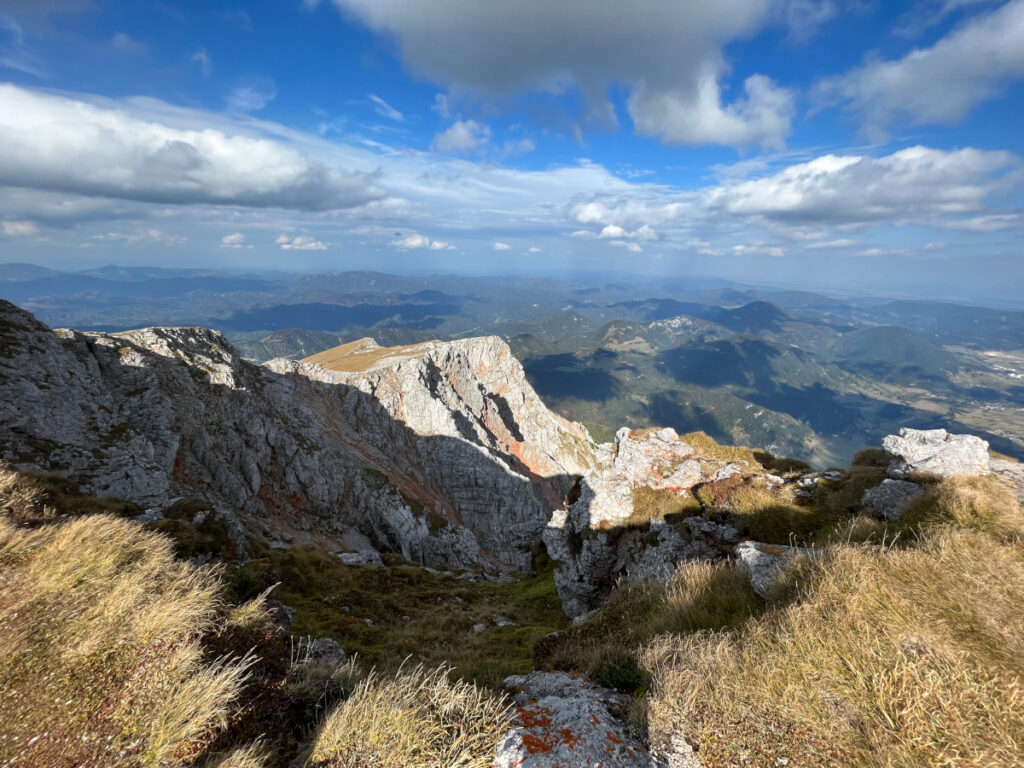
[862,479,924,521]
[735,540,815,599]
[335,551,383,566]
[991,459,1024,503]
[495,672,657,767]
[883,428,989,478]
[300,637,346,666]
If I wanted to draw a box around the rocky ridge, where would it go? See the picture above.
[0,301,592,572]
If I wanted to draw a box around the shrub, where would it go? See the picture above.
[308,663,512,768]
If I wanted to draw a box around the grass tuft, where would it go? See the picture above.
[308,663,512,768]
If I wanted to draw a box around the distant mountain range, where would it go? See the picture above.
[3,263,1022,465]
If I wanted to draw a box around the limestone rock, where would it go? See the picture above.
[495,672,656,768]
[862,479,924,521]
[300,637,346,666]
[0,300,593,574]
[883,428,989,479]
[335,551,383,566]
[991,459,1024,503]
[735,540,816,599]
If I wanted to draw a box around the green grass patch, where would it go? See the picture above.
[231,540,568,689]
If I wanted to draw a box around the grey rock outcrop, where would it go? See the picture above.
[0,301,593,572]
[991,459,1024,502]
[862,479,924,521]
[495,672,657,768]
[735,540,816,599]
[544,428,745,617]
[883,428,989,479]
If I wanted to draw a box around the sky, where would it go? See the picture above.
[0,0,1022,301]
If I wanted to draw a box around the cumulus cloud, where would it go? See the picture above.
[431,120,491,153]
[702,145,1018,223]
[392,232,453,250]
[2,220,37,236]
[0,84,383,211]
[220,232,250,248]
[492,241,511,250]
[276,234,327,250]
[819,0,1024,134]
[629,72,793,149]
[326,0,811,148]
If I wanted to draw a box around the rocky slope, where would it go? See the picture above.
[0,300,593,572]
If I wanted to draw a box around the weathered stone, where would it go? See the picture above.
[862,479,924,521]
[0,300,593,574]
[300,637,346,666]
[495,672,656,768]
[991,459,1024,503]
[735,540,816,599]
[883,428,989,478]
[335,551,383,566]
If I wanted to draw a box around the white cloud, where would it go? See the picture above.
[819,0,1024,134]
[393,232,453,250]
[368,93,405,122]
[276,234,327,250]
[227,78,278,113]
[703,145,1017,223]
[220,232,251,248]
[502,138,536,156]
[1,221,36,236]
[431,120,491,153]
[191,48,212,76]
[0,84,383,211]
[2,220,37,236]
[527,246,541,253]
[629,72,794,150]
[805,238,858,249]
[940,213,1020,232]
[432,93,450,118]
[326,0,813,148]
[87,229,185,246]
[110,33,146,54]
[493,241,511,250]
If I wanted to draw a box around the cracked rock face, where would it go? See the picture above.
[0,301,593,572]
[544,428,741,617]
[883,428,989,479]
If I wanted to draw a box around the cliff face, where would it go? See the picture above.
[0,301,593,571]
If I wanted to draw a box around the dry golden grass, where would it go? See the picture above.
[303,338,438,373]
[308,663,513,768]
[0,464,52,524]
[680,431,762,466]
[209,743,268,768]
[0,514,252,767]
[901,474,1024,543]
[642,480,1024,768]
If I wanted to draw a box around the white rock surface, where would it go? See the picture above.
[883,428,989,479]
[495,672,657,768]
[735,540,816,599]
[0,301,593,572]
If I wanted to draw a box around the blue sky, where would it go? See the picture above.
[0,0,1022,301]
